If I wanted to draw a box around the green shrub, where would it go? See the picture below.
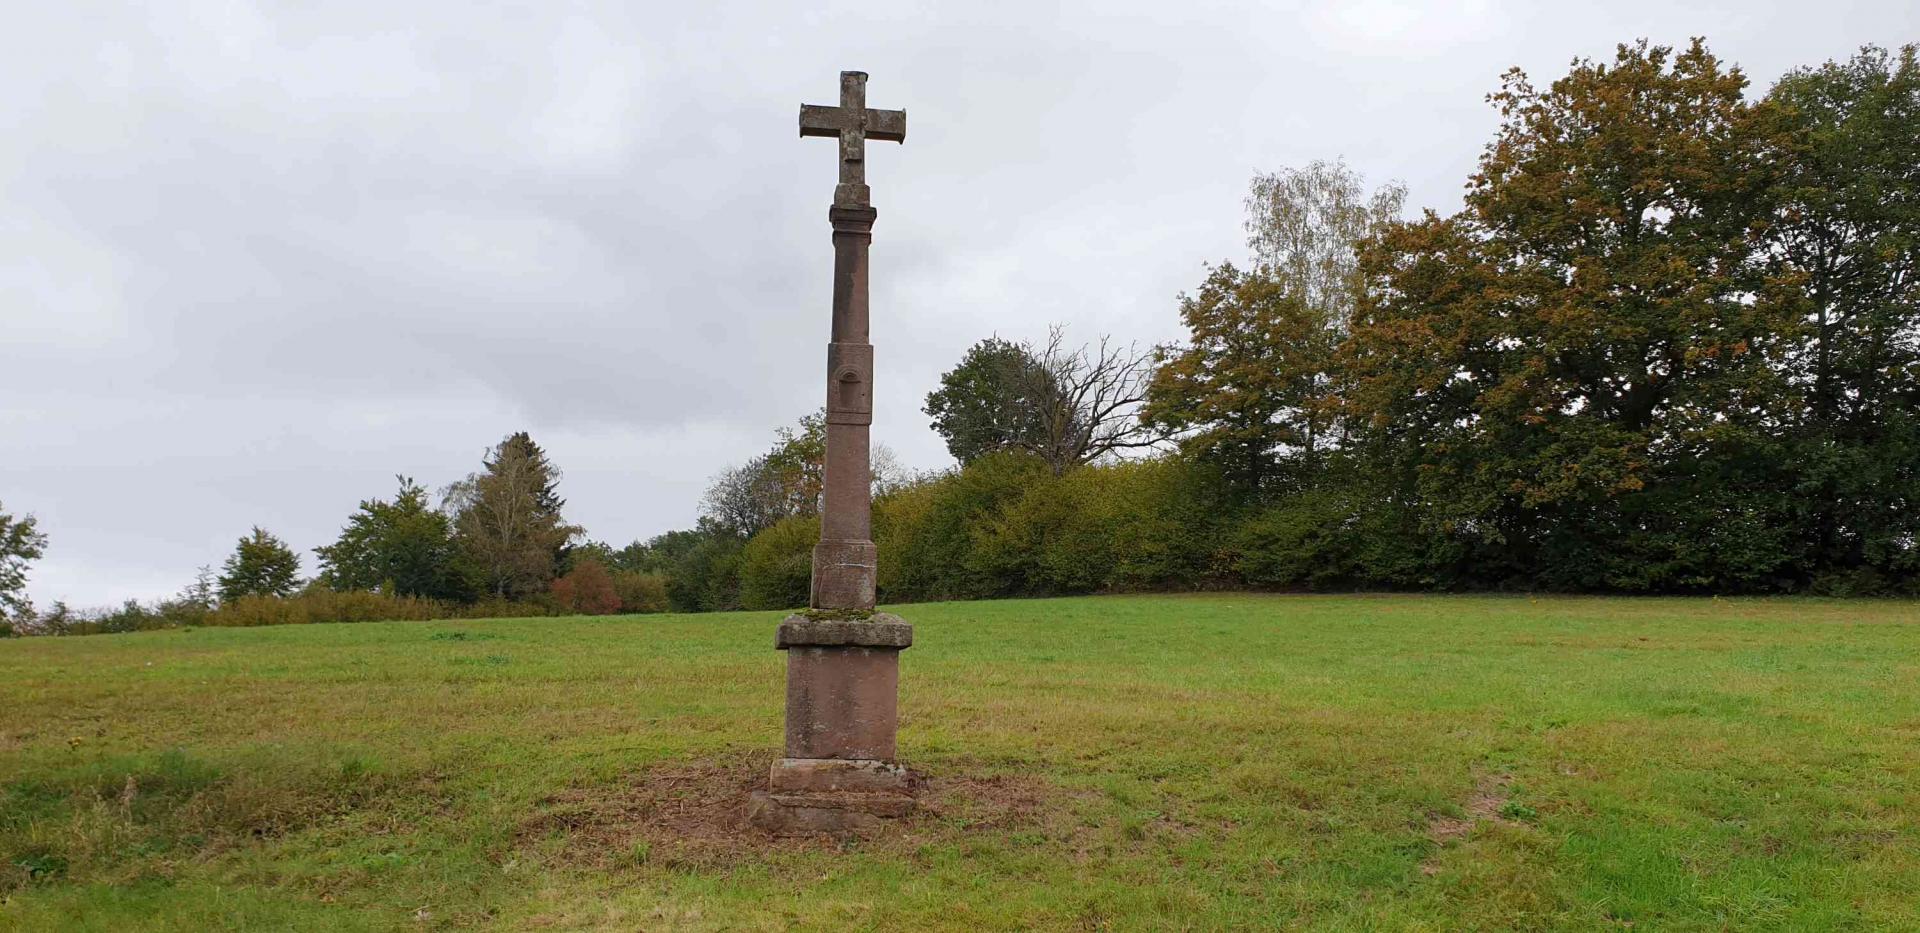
[208,591,448,627]
[739,516,819,610]
[610,570,670,613]
[665,534,744,613]
[1230,490,1363,590]
[16,585,575,637]
[886,452,1052,601]
[972,458,1229,595]
[12,598,207,636]
[91,600,172,634]
[874,454,1230,602]
[452,598,555,620]
[874,478,940,602]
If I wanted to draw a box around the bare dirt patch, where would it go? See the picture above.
[912,771,1056,831]
[520,752,780,868]
[1420,773,1515,875]
[519,752,1065,868]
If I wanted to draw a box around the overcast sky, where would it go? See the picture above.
[4,1,1913,608]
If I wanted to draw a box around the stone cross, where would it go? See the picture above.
[796,71,904,611]
[750,71,916,836]
[799,71,907,210]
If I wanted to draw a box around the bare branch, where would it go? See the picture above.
[1012,324,1170,474]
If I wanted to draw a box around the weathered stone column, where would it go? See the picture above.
[812,203,879,610]
[750,71,913,836]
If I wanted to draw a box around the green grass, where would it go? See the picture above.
[1,594,1917,930]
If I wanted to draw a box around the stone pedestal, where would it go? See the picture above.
[748,614,915,836]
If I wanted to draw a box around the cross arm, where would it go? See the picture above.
[798,105,908,143]
[863,108,906,143]
[798,105,843,137]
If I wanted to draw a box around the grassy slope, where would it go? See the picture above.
[1,594,1917,931]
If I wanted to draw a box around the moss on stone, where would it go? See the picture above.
[801,608,877,622]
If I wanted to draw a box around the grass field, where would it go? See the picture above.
[1,594,1917,931]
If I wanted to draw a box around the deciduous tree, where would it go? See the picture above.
[1245,158,1407,329]
[316,476,466,600]
[1346,39,1792,587]
[1146,263,1337,494]
[1019,326,1161,475]
[663,520,743,612]
[1149,163,1404,495]
[924,337,1052,464]
[0,501,48,620]
[929,329,1159,475]
[1765,45,1920,583]
[702,413,825,538]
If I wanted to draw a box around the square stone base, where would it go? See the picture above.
[769,756,913,795]
[776,614,911,761]
[749,757,916,836]
[747,789,915,837]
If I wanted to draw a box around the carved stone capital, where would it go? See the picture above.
[828,204,878,231]
[776,612,912,649]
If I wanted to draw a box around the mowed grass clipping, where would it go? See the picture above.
[0,594,1917,931]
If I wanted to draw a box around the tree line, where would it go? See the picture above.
[4,40,1916,634]
[694,40,1920,603]
[1,433,655,635]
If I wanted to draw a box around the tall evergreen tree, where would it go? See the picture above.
[179,565,217,611]
[446,432,579,599]
[217,527,302,602]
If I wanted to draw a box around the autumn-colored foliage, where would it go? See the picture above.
[550,558,621,615]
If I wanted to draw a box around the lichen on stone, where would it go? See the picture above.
[801,607,877,622]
